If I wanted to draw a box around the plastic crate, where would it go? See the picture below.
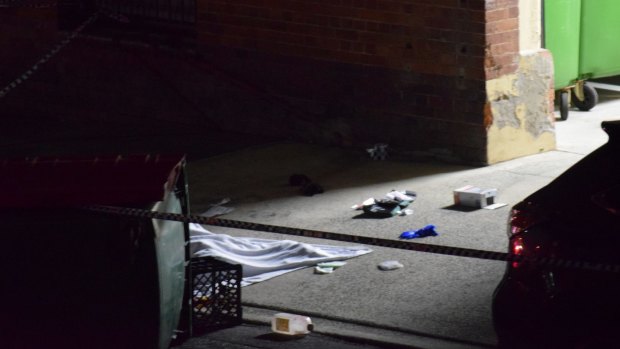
[191,257,242,333]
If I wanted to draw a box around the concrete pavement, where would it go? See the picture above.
[1,83,619,349]
[175,86,620,349]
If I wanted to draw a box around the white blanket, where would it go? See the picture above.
[189,223,372,286]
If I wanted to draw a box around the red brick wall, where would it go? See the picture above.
[195,0,495,163]
[0,7,60,84]
[1,0,524,164]
[198,1,487,76]
[485,0,519,79]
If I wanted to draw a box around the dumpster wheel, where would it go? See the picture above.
[573,82,598,111]
[559,90,569,121]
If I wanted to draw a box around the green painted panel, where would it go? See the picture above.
[579,0,620,79]
[544,0,581,89]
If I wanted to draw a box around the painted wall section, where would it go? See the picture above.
[519,0,542,52]
[485,0,555,164]
[486,51,555,163]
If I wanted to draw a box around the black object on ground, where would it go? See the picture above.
[289,173,324,196]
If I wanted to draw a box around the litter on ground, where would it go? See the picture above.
[400,224,438,239]
[367,143,389,160]
[200,197,235,217]
[353,190,417,218]
[289,173,324,196]
[314,261,348,275]
[190,224,371,286]
[314,266,335,274]
[483,203,508,210]
[378,260,404,271]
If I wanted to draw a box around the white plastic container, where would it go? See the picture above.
[271,313,314,336]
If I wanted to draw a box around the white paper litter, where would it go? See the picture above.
[378,260,404,271]
[190,224,372,286]
[200,197,235,217]
[483,203,508,210]
[317,261,347,268]
[386,190,415,202]
[352,198,375,210]
[314,266,334,274]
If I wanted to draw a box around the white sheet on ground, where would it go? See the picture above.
[189,223,372,286]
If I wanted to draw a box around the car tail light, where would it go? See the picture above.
[512,237,524,255]
[508,204,545,268]
[509,206,543,236]
[511,237,525,268]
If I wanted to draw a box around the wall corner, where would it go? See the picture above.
[485,49,556,164]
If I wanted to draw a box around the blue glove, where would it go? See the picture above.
[400,224,438,239]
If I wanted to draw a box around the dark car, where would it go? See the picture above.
[493,120,620,349]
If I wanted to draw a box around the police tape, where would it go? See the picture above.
[84,204,620,273]
[0,11,98,99]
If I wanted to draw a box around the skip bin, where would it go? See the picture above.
[544,0,583,120]
[0,154,189,349]
[544,0,581,91]
[544,0,620,120]
[578,0,620,80]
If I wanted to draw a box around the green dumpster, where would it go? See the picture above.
[544,0,581,91]
[544,0,586,120]
[579,0,620,80]
[544,0,620,120]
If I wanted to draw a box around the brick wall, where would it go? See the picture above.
[1,0,529,164]
[485,0,519,79]
[0,7,59,84]
[198,1,487,73]
[195,0,493,163]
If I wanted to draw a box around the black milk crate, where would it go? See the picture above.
[191,257,242,333]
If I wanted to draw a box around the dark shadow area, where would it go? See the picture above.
[441,204,481,212]
[1,6,474,210]
[0,209,161,349]
[0,117,285,161]
[591,76,620,105]
[351,212,401,219]
[255,333,306,342]
[0,10,285,159]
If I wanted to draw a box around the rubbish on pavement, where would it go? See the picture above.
[314,261,347,274]
[200,197,235,217]
[353,190,416,218]
[378,260,404,271]
[453,185,498,208]
[400,224,438,239]
[314,266,334,274]
[483,203,508,210]
[351,198,376,210]
[386,190,417,201]
[271,313,314,336]
[367,143,389,160]
[317,261,347,268]
[190,224,372,286]
[289,173,324,196]
[363,200,403,217]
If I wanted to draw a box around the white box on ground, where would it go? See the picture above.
[453,185,498,208]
